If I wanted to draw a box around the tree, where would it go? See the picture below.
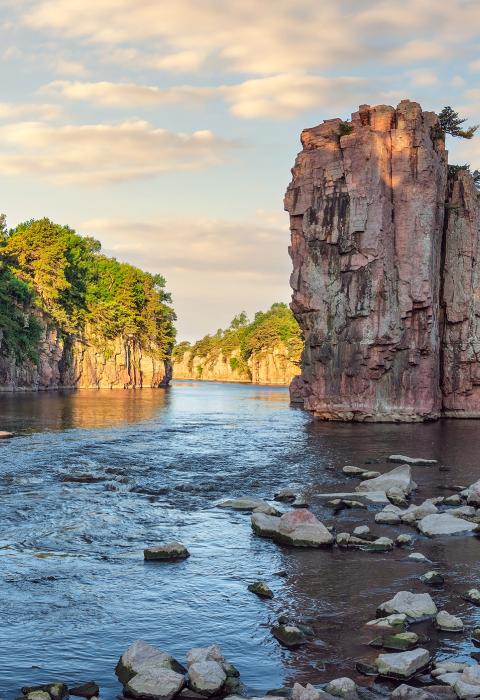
[439,106,479,139]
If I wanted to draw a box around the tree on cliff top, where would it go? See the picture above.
[439,106,479,139]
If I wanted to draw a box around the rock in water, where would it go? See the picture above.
[248,581,274,599]
[69,681,99,698]
[144,542,190,561]
[417,513,478,537]
[285,101,480,421]
[435,610,464,632]
[188,661,226,696]
[388,455,437,466]
[0,430,13,439]
[125,668,185,699]
[115,640,184,684]
[271,624,307,647]
[324,677,358,698]
[377,591,437,620]
[251,509,334,547]
[464,589,480,606]
[356,465,416,496]
[375,648,430,678]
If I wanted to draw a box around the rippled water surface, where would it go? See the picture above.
[0,381,479,699]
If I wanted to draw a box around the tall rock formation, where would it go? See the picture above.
[285,100,480,421]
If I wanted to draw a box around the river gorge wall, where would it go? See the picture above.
[173,342,300,386]
[285,100,480,421]
[0,315,171,391]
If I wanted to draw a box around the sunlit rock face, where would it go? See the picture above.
[286,100,480,421]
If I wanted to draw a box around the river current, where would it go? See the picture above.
[0,381,479,698]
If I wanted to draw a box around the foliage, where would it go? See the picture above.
[339,121,354,136]
[447,164,480,191]
[439,106,479,139]
[178,303,303,374]
[0,262,42,361]
[0,217,175,361]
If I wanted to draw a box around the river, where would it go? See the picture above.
[0,381,479,698]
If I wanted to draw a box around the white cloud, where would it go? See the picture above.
[79,214,292,340]
[43,74,368,119]
[50,57,89,77]
[0,102,62,120]
[0,119,237,184]
[20,0,480,76]
[408,69,438,87]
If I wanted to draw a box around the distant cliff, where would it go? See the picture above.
[285,100,480,421]
[0,218,175,390]
[173,304,302,386]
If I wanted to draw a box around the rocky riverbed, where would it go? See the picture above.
[1,383,480,698]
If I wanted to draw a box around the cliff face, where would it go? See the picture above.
[0,315,171,391]
[173,342,300,386]
[285,100,480,421]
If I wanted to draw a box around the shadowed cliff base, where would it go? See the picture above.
[285,100,480,422]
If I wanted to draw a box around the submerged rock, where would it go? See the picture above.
[248,581,273,599]
[375,648,430,678]
[251,509,334,547]
[144,543,190,561]
[417,513,478,537]
[420,571,444,586]
[388,455,437,466]
[377,591,437,620]
[274,488,297,502]
[369,632,419,651]
[271,624,307,647]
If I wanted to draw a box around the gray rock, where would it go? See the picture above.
[375,648,430,678]
[125,668,185,700]
[360,471,381,480]
[407,553,429,562]
[375,511,401,525]
[390,684,433,699]
[454,678,480,699]
[467,479,480,506]
[417,513,478,537]
[69,681,99,698]
[186,646,224,667]
[292,683,335,700]
[400,500,438,525]
[274,488,297,502]
[396,534,414,547]
[144,542,190,561]
[116,640,184,685]
[388,455,437,466]
[271,624,306,647]
[188,661,226,696]
[342,466,366,476]
[356,466,416,496]
[449,506,476,518]
[251,510,334,547]
[353,526,370,537]
[324,677,357,698]
[363,537,394,552]
[369,632,419,651]
[27,694,51,700]
[365,613,407,632]
[464,589,480,605]
[316,491,389,504]
[435,610,463,632]
[377,591,437,620]
[444,494,462,506]
[387,488,409,507]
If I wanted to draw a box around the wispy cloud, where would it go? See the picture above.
[0,119,238,184]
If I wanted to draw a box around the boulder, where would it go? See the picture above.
[377,591,437,620]
[292,683,335,700]
[248,581,273,599]
[390,685,435,699]
[449,505,476,518]
[360,471,381,480]
[116,640,185,685]
[467,480,480,506]
[188,661,226,696]
[274,488,297,502]
[400,501,438,525]
[342,466,366,476]
[464,589,480,606]
[369,632,419,651]
[186,646,224,667]
[69,681,99,698]
[388,455,437,466]
[356,466,416,496]
[435,610,463,632]
[396,534,414,548]
[324,677,358,698]
[375,511,401,525]
[26,694,51,700]
[21,684,67,700]
[251,510,334,547]
[353,526,370,537]
[365,614,407,633]
[387,488,409,507]
[316,491,389,504]
[417,513,478,537]
[375,648,430,678]
[444,494,462,506]
[363,536,394,552]
[125,668,186,700]
[407,553,429,562]
[144,543,190,561]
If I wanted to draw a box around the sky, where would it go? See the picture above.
[0,0,479,340]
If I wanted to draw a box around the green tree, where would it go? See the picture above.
[439,106,479,139]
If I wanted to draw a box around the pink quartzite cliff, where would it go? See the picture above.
[285,100,480,421]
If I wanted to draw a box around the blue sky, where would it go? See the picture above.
[0,0,479,340]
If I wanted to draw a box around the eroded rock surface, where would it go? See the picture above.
[285,100,480,421]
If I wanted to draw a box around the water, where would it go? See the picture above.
[0,381,479,699]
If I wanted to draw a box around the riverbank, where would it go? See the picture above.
[1,383,480,698]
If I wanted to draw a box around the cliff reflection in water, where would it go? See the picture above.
[0,387,170,432]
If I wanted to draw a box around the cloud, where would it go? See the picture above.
[49,57,89,77]
[79,214,292,340]
[43,74,368,119]
[20,0,480,76]
[408,69,438,87]
[0,119,237,184]
[0,102,62,120]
